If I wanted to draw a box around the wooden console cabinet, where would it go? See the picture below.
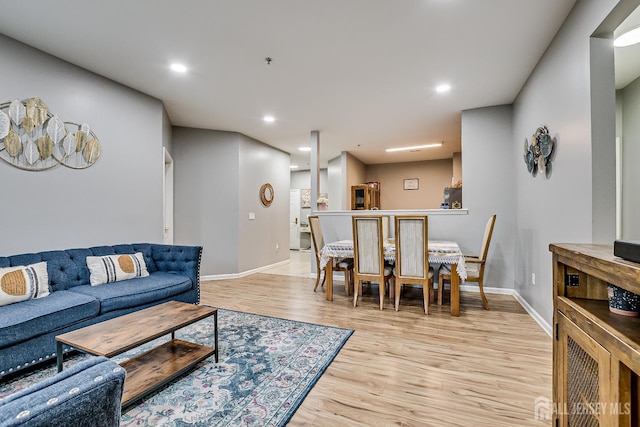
[550,243,640,427]
[351,185,380,210]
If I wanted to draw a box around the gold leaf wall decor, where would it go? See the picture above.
[74,130,87,152]
[37,135,54,160]
[0,97,101,171]
[83,138,100,163]
[4,129,22,157]
[24,97,48,132]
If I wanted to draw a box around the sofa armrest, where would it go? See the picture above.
[150,244,202,293]
[0,357,125,427]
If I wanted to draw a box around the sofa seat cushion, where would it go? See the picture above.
[68,272,192,314]
[0,291,100,349]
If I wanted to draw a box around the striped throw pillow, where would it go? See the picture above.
[0,261,50,306]
[86,252,149,286]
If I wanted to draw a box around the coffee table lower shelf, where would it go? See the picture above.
[121,338,215,408]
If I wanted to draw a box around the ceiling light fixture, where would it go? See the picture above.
[263,115,275,123]
[614,26,640,47]
[386,143,442,152]
[290,164,299,169]
[170,63,188,73]
[435,84,451,93]
[298,147,311,152]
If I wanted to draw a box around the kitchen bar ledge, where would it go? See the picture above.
[314,209,468,216]
[313,209,469,246]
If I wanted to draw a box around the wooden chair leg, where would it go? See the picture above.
[344,270,350,296]
[379,277,385,310]
[313,267,323,292]
[394,279,401,311]
[353,280,360,307]
[438,276,445,305]
[478,279,489,310]
[423,284,429,315]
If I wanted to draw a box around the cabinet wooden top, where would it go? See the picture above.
[550,243,636,266]
[550,243,640,294]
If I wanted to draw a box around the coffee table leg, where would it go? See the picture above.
[56,342,63,372]
[214,310,219,363]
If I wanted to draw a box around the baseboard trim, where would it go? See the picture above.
[458,284,513,295]
[201,259,291,281]
[512,291,552,337]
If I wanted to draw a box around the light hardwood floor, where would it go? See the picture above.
[200,268,552,426]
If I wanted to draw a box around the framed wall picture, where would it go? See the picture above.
[403,178,419,190]
[300,189,311,208]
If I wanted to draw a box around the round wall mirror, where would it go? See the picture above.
[260,183,274,207]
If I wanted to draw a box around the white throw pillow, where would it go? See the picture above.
[86,252,149,286]
[0,261,50,306]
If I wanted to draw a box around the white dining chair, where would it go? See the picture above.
[352,216,393,310]
[394,215,433,314]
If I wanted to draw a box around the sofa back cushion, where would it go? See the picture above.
[0,251,83,293]
[0,244,157,292]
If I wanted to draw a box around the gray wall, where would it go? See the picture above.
[162,108,173,155]
[620,76,640,238]
[0,35,165,255]
[512,0,619,324]
[171,128,240,275]
[461,105,515,292]
[172,128,289,276]
[237,134,290,272]
[290,169,329,192]
[327,155,344,210]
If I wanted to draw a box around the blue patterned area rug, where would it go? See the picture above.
[0,309,353,426]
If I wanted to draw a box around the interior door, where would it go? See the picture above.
[289,189,301,250]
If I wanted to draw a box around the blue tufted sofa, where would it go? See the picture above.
[0,357,125,426]
[0,243,202,378]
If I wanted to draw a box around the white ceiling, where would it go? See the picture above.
[0,0,579,169]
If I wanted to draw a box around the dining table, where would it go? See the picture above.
[319,240,467,316]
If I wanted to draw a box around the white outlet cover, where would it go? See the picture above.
[248,212,255,220]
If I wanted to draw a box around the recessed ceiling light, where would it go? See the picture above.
[614,26,640,47]
[170,63,188,73]
[435,84,451,93]
[386,143,442,152]
[290,164,299,169]
[299,147,311,152]
[263,115,275,123]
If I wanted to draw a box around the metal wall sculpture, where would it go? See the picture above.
[0,97,100,171]
[523,125,554,178]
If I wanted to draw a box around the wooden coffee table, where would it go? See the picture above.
[55,300,218,408]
